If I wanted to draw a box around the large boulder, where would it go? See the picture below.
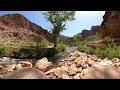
[34,57,53,71]
[83,64,120,79]
[2,68,48,79]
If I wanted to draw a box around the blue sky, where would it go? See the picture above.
[0,11,105,37]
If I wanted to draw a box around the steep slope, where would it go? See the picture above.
[99,11,120,39]
[0,14,53,47]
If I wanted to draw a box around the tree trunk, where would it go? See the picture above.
[54,34,57,48]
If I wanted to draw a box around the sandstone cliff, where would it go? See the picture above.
[99,11,120,39]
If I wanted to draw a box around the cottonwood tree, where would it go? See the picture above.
[43,11,76,47]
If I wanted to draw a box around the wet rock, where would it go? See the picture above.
[17,61,32,68]
[34,57,52,71]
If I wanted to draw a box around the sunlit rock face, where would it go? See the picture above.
[99,11,120,39]
[0,14,53,42]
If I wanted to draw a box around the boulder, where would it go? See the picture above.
[68,64,78,72]
[83,64,120,79]
[68,70,76,76]
[34,57,52,71]
[2,68,48,79]
[54,67,66,77]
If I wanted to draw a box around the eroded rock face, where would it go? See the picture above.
[99,11,120,39]
[2,68,48,79]
[0,14,52,42]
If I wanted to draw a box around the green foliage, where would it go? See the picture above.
[77,46,88,52]
[56,44,67,52]
[43,11,76,47]
[85,47,95,54]
[85,35,97,41]
[0,44,5,55]
[61,37,67,44]
[78,43,120,59]
[73,33,82,42]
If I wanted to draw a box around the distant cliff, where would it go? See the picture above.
[80,26,100,39]
[0,14,53,46]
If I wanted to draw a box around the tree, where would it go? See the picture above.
[73,33,82,42]
[43,11,76,47]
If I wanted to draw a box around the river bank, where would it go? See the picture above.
[0,47,120,79]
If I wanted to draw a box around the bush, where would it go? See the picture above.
[77,46,88,52]
[95,45,120,59]
[85,35,97,41]
[0,44,5,55]
[85,47,95,54]
[56,44,67,52]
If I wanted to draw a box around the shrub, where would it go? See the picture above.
[85,47,95,54]
[85,35,97,41]
[56,44,67,52]
[0,44,5,55]
[77,46,88,52]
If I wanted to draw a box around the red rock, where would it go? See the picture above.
[83,64,120,79]
[54,67,66,77]
[98,11,120,40]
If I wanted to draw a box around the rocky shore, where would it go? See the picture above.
[0,50,120,79]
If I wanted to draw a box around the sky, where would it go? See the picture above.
[0,11,105,37]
